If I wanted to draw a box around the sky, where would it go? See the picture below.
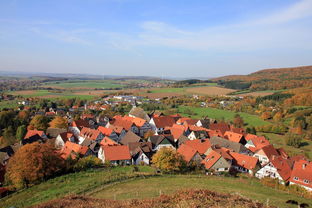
[0,0,312,78]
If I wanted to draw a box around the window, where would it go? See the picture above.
[304,179,309,184]
[294,177,299,181]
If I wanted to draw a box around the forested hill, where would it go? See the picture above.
[213,65,312,90]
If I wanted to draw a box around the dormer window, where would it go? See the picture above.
[304,179,309,184]
[294,177,299,181]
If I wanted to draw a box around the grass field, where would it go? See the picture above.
[1,166,310,208]
[0,166,155,208]
[261,133,312,159]
[10,90,97,100]
[92,175,311,208]
[0,100,19,110]
[43,80,123,90]
[178,106,270,127]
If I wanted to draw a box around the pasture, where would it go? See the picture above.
[178,106,270,127]
[10,90,97,100]
[42,80,123,90]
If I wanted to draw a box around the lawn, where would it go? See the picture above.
[178,106,270,127]
[92,175,311,208]
[0,166,155,208]
[43,80,123,89]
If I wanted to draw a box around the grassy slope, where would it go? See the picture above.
[178,106,270,127]
[92,175,311,208]
[1,167,310,208]
[0,166,154,208]
[43,80,123,89]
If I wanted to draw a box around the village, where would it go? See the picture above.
[0,94,311,196]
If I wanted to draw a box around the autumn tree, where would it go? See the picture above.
[291,116,307,129]
[17,110,30,124]
[285,133,303,148]
[233,114,244,128]
[49,116,68,129]
[5,142,65,189]
[151,148,186,173]
[273,112,283,122]
[28,115,49,131]
[260,112,271,120]
[16,125,27,141]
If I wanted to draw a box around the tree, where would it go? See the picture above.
[233,114,244,128]
[246,126,256,135]
[28,115,49,131]
[285,133,303,148]
[291,116,307,129]
[151,148,186,173]
[273,112,283,122]
[5,142,65,189]
[16,125,27,141]
[73,156,102,171]
[260,112,271,120]
[2,126,16,146]
[49,116,68,129]
[17,110,30,124]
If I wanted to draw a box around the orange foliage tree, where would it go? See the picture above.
[5,142,65,189]
[151,148,186,173]
[233,114,244,128]
[49,116,68,129]
[28,115,49,131]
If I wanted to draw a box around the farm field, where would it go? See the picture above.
[177,106,270,127]
[1,166,310,208]
[9,90,98,100]
[42,80,124,90]
[230,90,285,97]
[0,100,19,110]
[185,86,236,96]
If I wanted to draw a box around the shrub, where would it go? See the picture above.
[151,148,187,173]
[73,156,103,171]
[285,133,303,148]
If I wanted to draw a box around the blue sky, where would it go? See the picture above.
[0,0,312,77]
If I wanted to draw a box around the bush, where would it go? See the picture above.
[285,133,303,148]
[151,148,187,173]
[73,156,103,171]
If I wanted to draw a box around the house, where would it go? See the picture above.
[109,115,139,134]
[149,116,176,134]
[98,126,120,142]
[129,106,150,122]
[61,141,88,159]
[128,142,153,165]
[253,145,279,166]
[98,145,132,165]
[201,149,232,172]
[80,138,101,156]
[245,135,270,153]
[187,128,208,140]
[224,131,246,145]
[196,119,212,129]
[255,155,292,184]
[119,131,142,145]
[177,144,202,166]
[79,127,104,144]
[69,120,90,137]
[184,139,211,155]
[209,136,251,154]
[46,128,67,139]
[24,129,47,140]
[209,123,230,136]
[55,132,77,148]
[164,124,188,142]
[229,152,259,175]
[108,125,127,141]
[100,136,118,146]
[149,135,175,151]
[289,160,312,191]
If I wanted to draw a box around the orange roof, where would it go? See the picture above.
[103,145,131,161]
[98,126,113,136]
[188,125,209,132]
[61,141,87,159]
[184,139,211,155]
[177,144,199,163]
[201,150,221,169]
[245,133,258,141]
[224,131,244,143]
[24,129,44,139]
[152,116,176,128]
[80,127,102,141]
[248,136,270,152]
[109,125,124,134]
[100,136,118,146]
[59,132,75,142]
[111,116,134,130]
[164,124,186,140]
[270,156,292,182]
[229,152,258,170]
[290,160,312,189]
[71,119,90,130]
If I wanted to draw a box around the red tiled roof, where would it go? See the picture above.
[164,124,186,140]
[80,127,102,141]
[98,126,113,136]
[224,131,244,143]
[152,116,176,128]
[103,145,131,161]
[245,133,258,141]
[184,139,211,155]
[100,136,118,146]
[209,123,230,135]
[177,144,199,163]
[257,144,279,159]
[61,141,87,159]
[59,132,76,142]
[201,150,221,169]
[270,156,292,182]
[71,119,90,130]
[290,160,312,189]
[24,129,44,139]
[229,152,258,170]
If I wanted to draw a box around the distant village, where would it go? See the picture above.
[0,94,311,195]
